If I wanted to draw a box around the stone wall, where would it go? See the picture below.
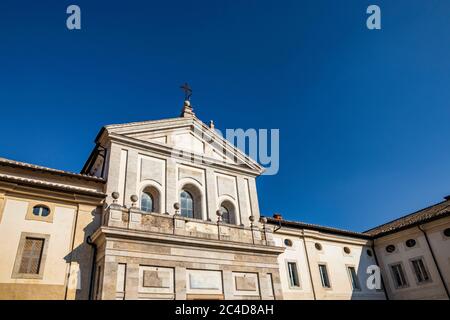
[93,205,283,300]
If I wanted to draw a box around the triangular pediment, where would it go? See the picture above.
[102,117,263,174]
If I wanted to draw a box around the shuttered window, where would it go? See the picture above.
[319,264,331,288]
[411,258,430,283]
[390,263,408,288]
[287,262,300,287]
[19,238,44,274]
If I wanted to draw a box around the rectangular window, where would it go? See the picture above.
[287,262,300,287]
[319,264,331,288]
[390,263,408,288]
[347,266,361,290]
[411,258,430,283]
[19,238,44,274]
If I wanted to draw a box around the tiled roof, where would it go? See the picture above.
[265,217,371,239]
[267,197,450,239]
[0,174,106,197]
[364,198,450,237]
[0,157,105,182]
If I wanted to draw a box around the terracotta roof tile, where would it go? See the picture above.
[364,199,450,237]
[0,157,105,182]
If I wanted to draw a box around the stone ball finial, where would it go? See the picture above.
[130,194,138,206]
[173,202,180,210]
[249,215,255,223]
[260,217,268,224]
[184,100,191,107]
[216,209,223,217]
[112,192,120,203]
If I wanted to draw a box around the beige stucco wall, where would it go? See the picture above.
[0,197,75,299]
[0,194,101,300]
[273,229,385,300]
[374,217,450,300]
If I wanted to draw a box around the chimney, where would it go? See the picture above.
[273,213,282,221]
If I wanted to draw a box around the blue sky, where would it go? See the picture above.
[1,1,449,232]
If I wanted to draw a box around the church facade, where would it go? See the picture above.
[0,100,449,300]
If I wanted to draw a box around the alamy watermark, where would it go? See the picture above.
[66,4,382,31]
[170,125,280,176]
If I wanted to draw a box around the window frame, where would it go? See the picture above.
[409,256,432,285]
[140,191,154,213]
[286,260,301,289]
[346,265,361,291]
[180,190,194,218]
[12,232,50,279]
[318,263,332,289]
[32,205,50,217]
[25,201,55,223]
[389,262,409,289]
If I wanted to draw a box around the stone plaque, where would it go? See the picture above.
[139,266,174,294]
[235,275,257,291]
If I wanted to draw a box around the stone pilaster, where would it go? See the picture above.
[258,272,274,300]
[105,144,123,205]
[124,263,140,300]
[236,177,249,226]
[124,149,138,208]
[166,159,177,215]
[223,270,234,300]
[248,177,261,222]
[205,168,217,221]
[271,271,284,300]
[101,259,118,300]
[175,266,187,300]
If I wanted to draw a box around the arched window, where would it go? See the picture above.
[141,192,154,213]
[220,206,230,223]
[32,205,50,217]
[180,190,194,218]
[219,201,235,224]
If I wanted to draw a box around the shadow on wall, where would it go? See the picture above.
[351,247,385,300]
[63,208,101,300]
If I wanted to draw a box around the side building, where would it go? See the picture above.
[0,157,105,299]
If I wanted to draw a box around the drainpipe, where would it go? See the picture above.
[302,232,317,300]
[418,225,450,299]
[371,242,389,300]
[87,235,97,300]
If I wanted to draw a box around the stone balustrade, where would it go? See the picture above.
[103,204,275,246]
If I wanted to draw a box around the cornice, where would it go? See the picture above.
[92,226,285,255]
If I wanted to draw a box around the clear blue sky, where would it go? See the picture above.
[1,1,449,232]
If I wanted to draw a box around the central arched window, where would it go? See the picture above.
[141,192,154,213]
[180,190,194,218]
[220,206,231,224]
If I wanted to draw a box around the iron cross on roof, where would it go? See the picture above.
[180,82,192,101]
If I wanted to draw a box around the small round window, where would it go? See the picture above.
[386,245,396,253]
[405,239,416,248]
[315,243,322,250]
[284,239,293,247]
[366,249,373,257]
[444,228,450,237]
[32,205,50,217]
[343,247,351,254]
